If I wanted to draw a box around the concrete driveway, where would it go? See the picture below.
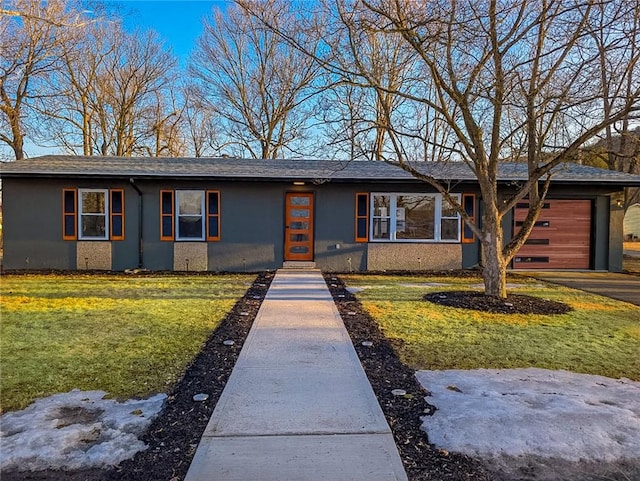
[519,271,640,306]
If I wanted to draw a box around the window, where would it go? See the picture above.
[440,196,459,240]
[63,188,125,241]
[370,193,461,242]
[160,189,221,241]
[79,189,108,240]
[396,194,436,240]
[515,220,550,227]
[372,194,391,239]
[355,193,369,242]
[176,190,205,240]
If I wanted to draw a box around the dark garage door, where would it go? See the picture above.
[513,200,592,269]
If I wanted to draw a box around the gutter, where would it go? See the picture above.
[2,170,640,187]
[129,178,144,268]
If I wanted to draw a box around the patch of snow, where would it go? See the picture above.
[346,287,365,293]
[346,285,393,293]
[416,368,640,462]
[398,282,451,288]
[0,389,166,472]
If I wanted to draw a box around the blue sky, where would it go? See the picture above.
[108,0,231,63]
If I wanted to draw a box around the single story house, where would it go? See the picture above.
[1,156,639,272]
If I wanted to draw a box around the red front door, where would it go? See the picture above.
[284,193,314,261]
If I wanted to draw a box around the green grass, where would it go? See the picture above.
[343,274,640,380]
[0,274,253,413]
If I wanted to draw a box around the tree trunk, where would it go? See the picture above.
[481,214,508,298]
[12,142,24,161]
[11,128,24,160]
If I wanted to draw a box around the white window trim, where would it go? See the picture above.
[78,188,109,240]
[175,190,205,241]
[369,193,461,243]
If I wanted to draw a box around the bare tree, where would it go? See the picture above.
[179,82,229,157]
[588,2,640,210]
[146,86,188,157]
[36,20,179,157]
[318,83,371,160]
[191,0,323,159]
[93,28,177,156]
[36,18,113,155]
[0,0,82,159]
[338,2,419,161]
[247,0,640,296]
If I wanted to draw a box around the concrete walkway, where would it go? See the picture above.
[184,269,408,481]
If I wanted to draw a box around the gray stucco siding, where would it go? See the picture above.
[3,179,73,269]
[0,175,624,273]
[111,186,141,270]
[3,179,143,271]
[2,179,123,269]
[593,195,610,271]
[138,181,285,271]
[607,195,624,272]
[210,183,284,271]
[146,181,476,271]
[137,182,173,270]
[314,185,367,272]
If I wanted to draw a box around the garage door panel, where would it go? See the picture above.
[514,200,592,269]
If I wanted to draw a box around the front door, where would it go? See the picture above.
[284,192,314,261]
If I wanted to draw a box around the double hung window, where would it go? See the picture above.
[160,189,220,241]
[176,190,205,240]
[79,189,108,239]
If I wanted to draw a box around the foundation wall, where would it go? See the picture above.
[367,243,462,271]
[173,242,208,271]
[76,242,112,270]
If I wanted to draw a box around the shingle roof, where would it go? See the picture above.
[1,155,639,185]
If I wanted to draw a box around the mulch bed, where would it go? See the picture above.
[424,291,572,315]
[324,274,491,481]
[2,272,274,481]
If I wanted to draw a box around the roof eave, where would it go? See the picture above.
[1,172,639,187]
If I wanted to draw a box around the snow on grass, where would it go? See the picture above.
[0,390,166,471]
[417,368,640,462]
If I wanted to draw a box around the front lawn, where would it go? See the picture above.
[0,274,253,413]
[342,274,640,381]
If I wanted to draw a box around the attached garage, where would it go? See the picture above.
[513,200,592,269]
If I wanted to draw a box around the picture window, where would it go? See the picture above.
[370,193,461,242]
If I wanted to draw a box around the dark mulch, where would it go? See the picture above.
[324,274,490,481]
[1,272,274,481]
[424,291,572,315]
